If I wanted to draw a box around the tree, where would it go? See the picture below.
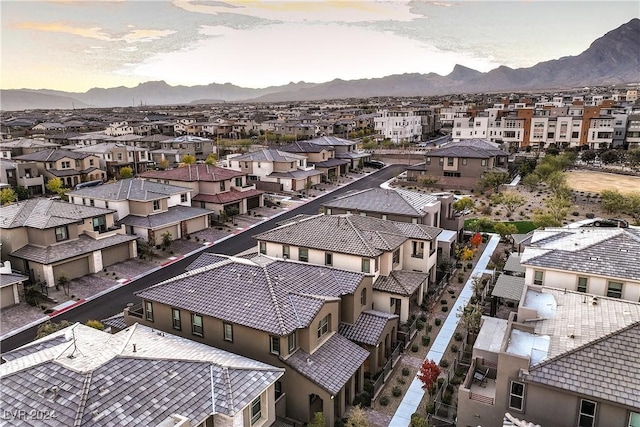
[345,405,370,427]
[46,177,64,195]
[57,274,71,296]
[494,222,518,240]
[225,205,240,224]
[628,149,640,167]
[15,185,30,201]
[119,166,134,179]
[625,193,640,225]
[600,189,626,214]
[437,256,456,280]
[522,173,541,191]
[533,210,561,228]
[417,175,439,189]
[35,320,73,339]
[161,231,173,249]
[492,192,525,215]
[470,217,494,232]
[417,359,441,392]
[545,196,571,224]
[205,153,217,165]
[182,154,196,165]
[308,412,326,427]
[456,245,474,262]
[158,159,170,170]
[453,197,474,213]
[545,171,570,198]
[0,188,17,205]
[599,150,619,164]
[470,232,483,248]
[581,149,597,164]
[457,302,482,334]
[479,171,510,193]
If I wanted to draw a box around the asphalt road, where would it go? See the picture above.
[0,165,405,353]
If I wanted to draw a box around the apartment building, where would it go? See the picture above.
[254,214,442,322]
[1,322,284,427]
[457,285,640,427]
[0,158,45,195]
[374,108,423,143]
[125,254,380,426]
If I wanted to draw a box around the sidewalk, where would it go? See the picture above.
[389,234,500,426]
[0,170,377,340]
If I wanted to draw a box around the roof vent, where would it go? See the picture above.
[592,297,598,305]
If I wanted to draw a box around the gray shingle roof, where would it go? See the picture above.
[1,199,115,229]
[0,272,29,288]
[186,253,229,270]
[306,136,356,147]
[269,169,323,179]
[139,164,245,182]
[101,312,127,331]
[13,148,92,162]
[427,139,509,158]
[522,228,640,282]
[323,187,438,217]
[280,141,330,153]
[232,149,306,162]
[10,234,136,264]
[373,270,428,296]
[521,321,640,408]
[339,310,399,346]
[286,333,369,395]
[137,255,364,335]
[0,323,283,425]
[254,214,441,258]
[118,206,212,229]
[68,178,190,201]
[503,253,525,274]
[491,274,525,301]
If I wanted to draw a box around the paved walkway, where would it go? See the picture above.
[389,234,500,426]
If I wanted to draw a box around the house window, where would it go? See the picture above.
[447,157,454,166]
[92,216,106,232]
[82,198,86,205]
[509,381,525,411]
[89,159,94,166]
[361,258,370,273]
[282,245,290,259]
[360,289,367,306]
[105,201,109,209]
[55,226,69,242]
[275,381,283,399]
[325,252,333,266]
[317,315,329,339]
[607,281,623,299]
[326,208,332,215]
[381,214,387,220]
[578,399,596,427]
[288,332,297,352]
[299,248,308,262]
[145,301,154,322]
[462,158,467,165]
[61,161,70,169]
[235,177,243,187]
[426,157,431,165]
[270,336,280,355]
[629,412,640,427]
[412,241,424,258]
[153,200,160,211]
[259,242,267,254]
[172,308,181,330]
[89,199,95,207]
[577,277,588,293]
[244,162,249,168]
[180,194,187,203]
[220,180,226,191]
[439,157,443,164]
[533,270,543,285]
[224,322,233,342]
[191,313,203,337]
[250,397,262,425]
[392,249,400,265]
[481,159,487,166]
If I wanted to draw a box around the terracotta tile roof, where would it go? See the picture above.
[139,164,244,182]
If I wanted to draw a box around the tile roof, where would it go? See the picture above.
[100,312,127,331]
[373,270,429,296]
[491,274,526,301]
[254,214,441,258]
[139,164,244,182]
[503,254,525,274]
[286,333,369,395]
[339,310,399,346]
[428,139,509,158]
[231,149,306,162]
[521,228,640,282]
[68,178,190,201]
[312,158,350,168]
[137,255,364,335]
[13,148,92,162]
[0,323,283,425]
[1,199,115,229]
[269,169,324,179]
[0,272,29,288]
[185,253,229,270]
[10,234,137,264]
[306,136,356,147]
[118,205,212,229]
[192,188,264,204]
[323,187,438,217]
[280,141,330,153]
[521,321,640,409]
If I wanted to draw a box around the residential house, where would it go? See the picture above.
[0,322,284,427]
[71,142,151,179]
[0,158,45,195]
[0,260,28,308]
[520,227,640,302]
[68,178,211,243]
[228,149,323,193]
[12,149,106,188]
[625,114,640,149]
[279,141,350,181]
[0,138,60,157]
[304,136,370,171]
[155,135,216,162]
[254,214,442,322]
[125,254,379,426]
[457,285,640,427]
[0,199,137,286]
[408,139,509,190]
[140,164,264,218]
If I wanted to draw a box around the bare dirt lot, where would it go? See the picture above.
[565,170,640,195]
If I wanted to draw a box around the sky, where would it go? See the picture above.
[1,1,638,93]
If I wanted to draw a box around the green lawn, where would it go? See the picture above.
[464,219,537,234]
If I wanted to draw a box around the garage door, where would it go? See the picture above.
[102,244,130,267]
[247,196,260,210]
[53,257,90,281]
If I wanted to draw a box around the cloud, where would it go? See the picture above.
[13,21,175,43]
[172,0,421,23]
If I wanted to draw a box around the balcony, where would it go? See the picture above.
[84,224,126,240]
[234,183,256,192]
[125,303,144,319]
[461,358,497,406]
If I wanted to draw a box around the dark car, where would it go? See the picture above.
[593,218,629,228]
[365,160,385,169]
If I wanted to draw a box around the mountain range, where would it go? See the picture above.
[2,18,639,111]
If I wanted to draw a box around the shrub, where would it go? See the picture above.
[411,344,419,353]
[437,377,445,388]
[416,319,424,331]
[379,395,390,406]
[572,211,579,216]
[455,368,466,377]
[447,289,455,294]
[440,299,447,304]
[435,318,442,326]
[427,324,433,332]
[586,212,595,219]
[425,403,435,414]
[454,332,463,341]
[422,335,431,346]
[450,376,461,386]
[442,391,453,405]
[397,377,406,385]
[85,320,105,330]
[458,276,464,284]
[439,359,450,368]
[402,367,410,376]
[467,262,473,269]
[392,386,402,397]
[442,306,448,312]
[451,344,459,353]
[419,314,427,322]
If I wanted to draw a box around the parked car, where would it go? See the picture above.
[593,218,629,228]
[365,160,385,169]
